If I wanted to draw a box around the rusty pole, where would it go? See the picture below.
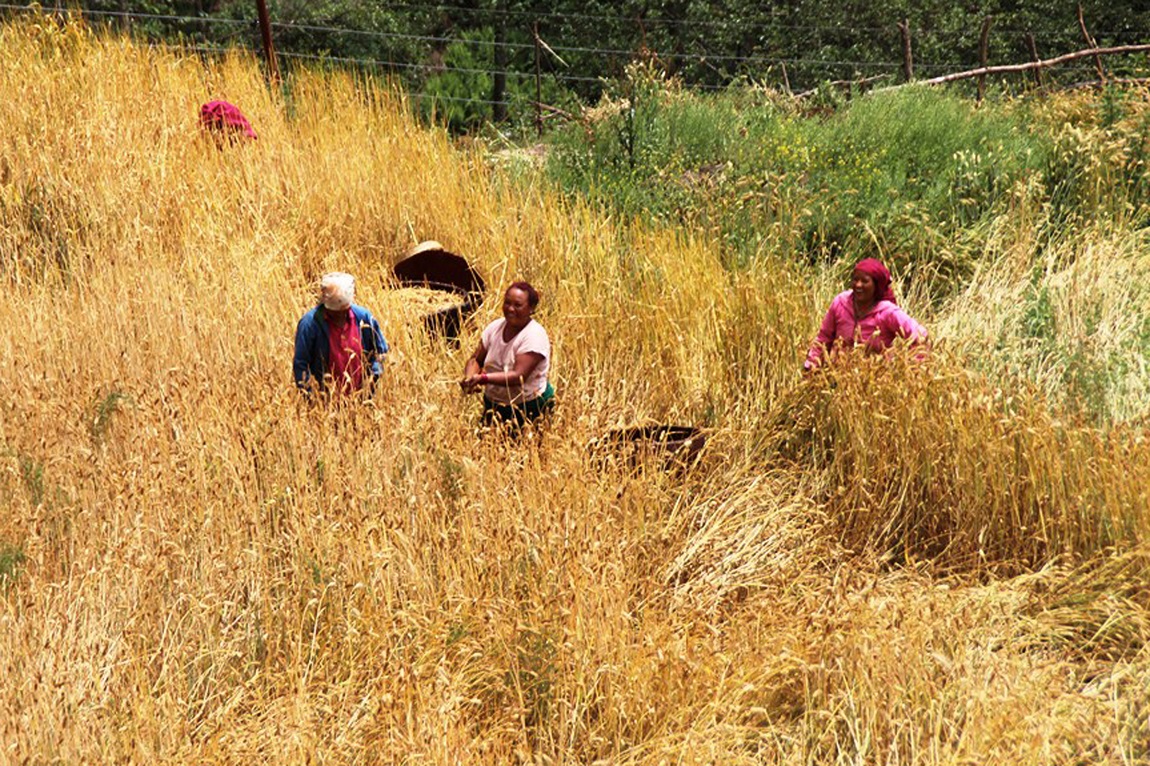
[1025,33,1043,89]
[897,19,913,82]
[977,16,992,102]
[255,0,280,85]
[533,22,543,138]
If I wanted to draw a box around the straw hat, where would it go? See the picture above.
[407,240,449,258]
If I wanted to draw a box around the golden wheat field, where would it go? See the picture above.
[1,15,1149,764]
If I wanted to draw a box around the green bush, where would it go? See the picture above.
[545,78,1052,294]
[420,28,580,135]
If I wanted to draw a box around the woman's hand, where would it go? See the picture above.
[461,341,488,395]
[460,373,485,394]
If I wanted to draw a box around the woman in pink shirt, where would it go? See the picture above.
[803,258,927,373]
[460,281,555,426]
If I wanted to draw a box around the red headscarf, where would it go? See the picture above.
[853,258,897,304]
[199,100,257,140]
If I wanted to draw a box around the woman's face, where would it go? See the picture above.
[851,269,876,306]
[503,287,533,327]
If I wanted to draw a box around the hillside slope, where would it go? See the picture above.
[0,17,1147,764]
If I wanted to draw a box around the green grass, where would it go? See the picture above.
[545,77,1052,289]
[0,543,25,589]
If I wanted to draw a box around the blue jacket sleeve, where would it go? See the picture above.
[367,314,388,378]
[293,315,314,388]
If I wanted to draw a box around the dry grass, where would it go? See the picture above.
[1,15,1149,764]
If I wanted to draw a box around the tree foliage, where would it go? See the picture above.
[48,1,1150,124]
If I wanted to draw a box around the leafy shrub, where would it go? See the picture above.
[420,28,580,135]
[545,77,1049,295]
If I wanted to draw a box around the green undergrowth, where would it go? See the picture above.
[542,70,1150,293]
[544,70,1049,281]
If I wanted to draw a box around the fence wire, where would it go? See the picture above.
[0,2,1137,119]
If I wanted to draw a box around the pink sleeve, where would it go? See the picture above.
[885,307,927,345]
[805,301,839,370]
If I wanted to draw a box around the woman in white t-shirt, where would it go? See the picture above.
[460,281,555,425]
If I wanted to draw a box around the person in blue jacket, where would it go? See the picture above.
[293,272,388,397]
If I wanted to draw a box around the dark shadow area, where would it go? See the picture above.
[592,424,708,471]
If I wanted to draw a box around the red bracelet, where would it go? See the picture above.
[479,372,489,384]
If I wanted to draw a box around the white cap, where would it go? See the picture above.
[320,272,355,311]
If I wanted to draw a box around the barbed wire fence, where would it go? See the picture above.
[1,2,1144,130]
